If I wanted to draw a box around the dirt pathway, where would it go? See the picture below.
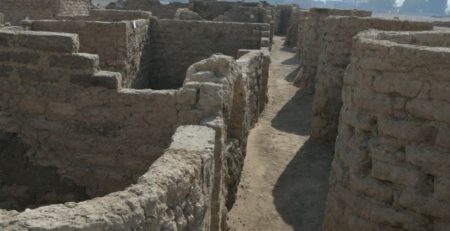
[227,37,334,231]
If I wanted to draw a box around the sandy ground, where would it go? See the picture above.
[227,37,334,231]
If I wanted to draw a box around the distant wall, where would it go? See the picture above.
[141,19,270,89]
[59,9,153,21]
[433,20,450,28]
[297,8,372,93]
[28,14,151,88]
[324,30,450,231]
[118,0,188,19]
[311,17,432,142]
[274,5,296,35]
[285,9,308,46]
[192,1,272,24]
[0,0,90,25]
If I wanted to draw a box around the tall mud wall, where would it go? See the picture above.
[285,9,308,46]
[324,30,450,231]
[311,17,432,142]
[296,8,371,92]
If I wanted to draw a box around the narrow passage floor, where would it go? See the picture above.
[228,36,334,231]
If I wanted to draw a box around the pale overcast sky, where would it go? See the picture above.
[396,0,449,9]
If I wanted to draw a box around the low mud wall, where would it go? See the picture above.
[0,125,216,230]
[324,30,450,231]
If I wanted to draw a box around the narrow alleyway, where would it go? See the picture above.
[228,37,334,231]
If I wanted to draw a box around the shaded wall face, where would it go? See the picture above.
[142,20,268,90]
[0,125,217,231]
[285,10,308,46]
[324,31,450,231]
[0,131,88,211]
[275,6,294,35]
[311,17,433,143]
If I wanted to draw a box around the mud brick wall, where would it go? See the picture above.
[311,17,432,142]
[0,30,195,198]
[0,29,270,230]
[285,9,308,46]
[193,1,259,20]
[324,30,450,231]
[432,21,450,28]
[0,125,217,230]
[212,6,267,23]
[0,0,90,25]
[57,0,92,17]
[297,8,372,93]
[274,5,297,36]
[28,16,150,88]
[143,19,270,89]
[58,9,153,21]
[118,0,188,19]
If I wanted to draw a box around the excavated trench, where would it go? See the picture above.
[228,36,334,231]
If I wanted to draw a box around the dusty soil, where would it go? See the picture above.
[227,37,334,231]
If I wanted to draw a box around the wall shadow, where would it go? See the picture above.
[272,139,334,231]
[285,66,300,83]
[271,88,313,136]
[281,53,299,66]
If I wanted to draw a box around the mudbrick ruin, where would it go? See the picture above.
[0,0,449,231]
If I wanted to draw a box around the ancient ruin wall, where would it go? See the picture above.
[0,28,270,229]
[311,17,432,142]
[60,9,153,21]
[27,10,151,88]
[296,8,372,92]
[117,0,188,19]
[143,19,270,89]
[0,125,217,230]
[174,8,204,20]
[274,5,299,36]
[0,0,90,25]
[0,29,194,198]
[285,9,308,46]
[192,1,267,22]
[57,0,92,17]
[324,30,450,231]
